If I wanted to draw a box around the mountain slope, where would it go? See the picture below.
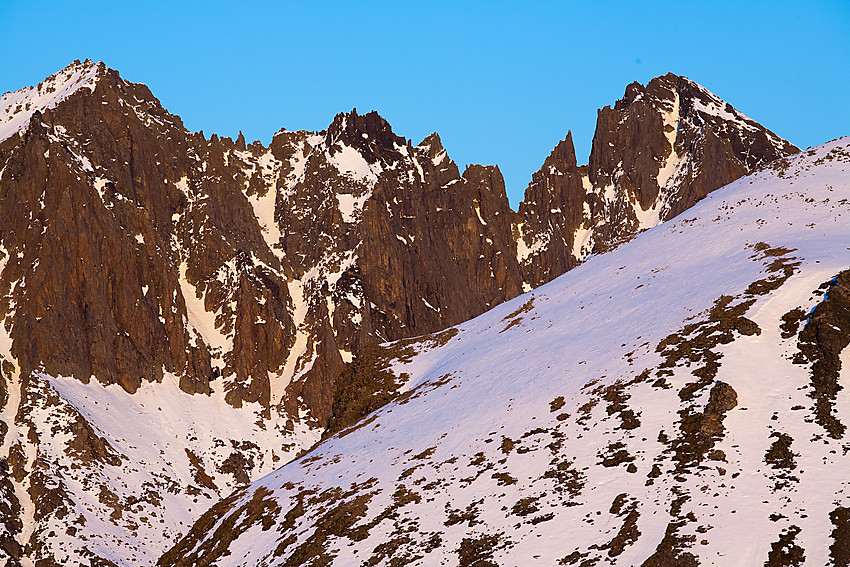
[164,138,850,566]
[0,60,801,566]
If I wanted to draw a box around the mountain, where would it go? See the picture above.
[0,60,798,565]
[162,137,850,566]
[515,73,799,288]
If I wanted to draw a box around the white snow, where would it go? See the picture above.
[655,90,681,192]
[632,195,664,230]
[35,370,320,565]
[243,150,283,252]
[422,297,440,312]
[474,203,487,225]
[515,221,551,264]
[686,79,786,149]
[336,191,371,224]
[178,262,231,361]
[328,143,382,183]
[278,278,311,402]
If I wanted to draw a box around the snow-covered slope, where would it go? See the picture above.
[164,138,850,566]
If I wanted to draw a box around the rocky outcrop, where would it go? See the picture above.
[515,133,585,288]
[516,73,799,287]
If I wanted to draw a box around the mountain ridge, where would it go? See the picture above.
[162,137,850,566]
[0,59,802,566]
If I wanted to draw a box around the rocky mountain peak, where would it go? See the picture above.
[417,132,459,185]
[515,72,800,290]
[325,108,406,166]
[543,130,578,170]
[0,63,808,566]
[615,72,679,112]
[418,131,444,158]
[0,59,107,145]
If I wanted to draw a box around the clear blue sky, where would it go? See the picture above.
[2,1,848,206]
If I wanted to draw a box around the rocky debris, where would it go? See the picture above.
[830,506,850,567]
[457,533,503,567]
[793,270,850,439]
[764,526,805,567]
[156,486,276,567]
[604,494,641,558]
[670,380,738,471]
[641,518,699,567]
[764,432,799,491]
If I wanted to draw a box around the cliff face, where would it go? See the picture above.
[271,114,524,423]
[516,73,799,289]
[0,61,801,565]
[0,61,527,423]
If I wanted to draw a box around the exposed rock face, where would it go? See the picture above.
[264,112,525,423]
[515,133,585,288]
[0,61,801,565]
[516,73,799,288]
[0,61,295,411]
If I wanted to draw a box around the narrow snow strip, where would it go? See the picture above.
[474,203,487,225]
[245,155,283,252]
[656,91,681,191]
[277,278,310,403]
[178,263,231,356]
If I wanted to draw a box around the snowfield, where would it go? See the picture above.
[163,138,850,566]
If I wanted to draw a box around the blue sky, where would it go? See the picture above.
[2,1,848,205]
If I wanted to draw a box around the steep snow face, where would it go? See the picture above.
[0,59,103,144]
[165,139,850,566]
[23,372,320,566]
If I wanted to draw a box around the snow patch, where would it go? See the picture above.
[329,144,382,183]
[336,192,371,224]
